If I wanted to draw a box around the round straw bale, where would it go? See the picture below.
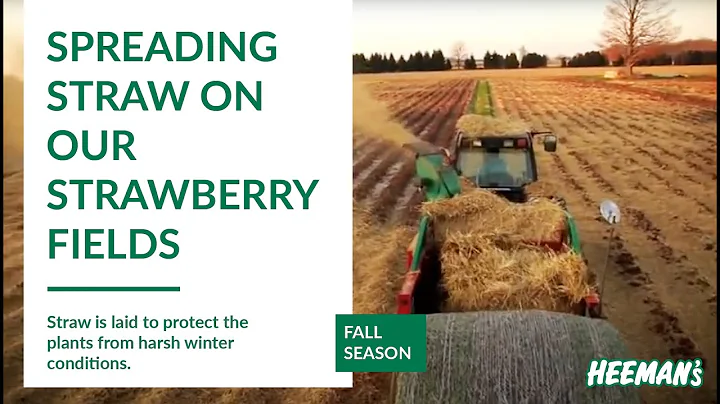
[395,311,640,404]
[455,114,530,136]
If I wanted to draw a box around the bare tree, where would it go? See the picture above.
[518,46,528,61]
[451,41,466,70]
[601,0,679,75]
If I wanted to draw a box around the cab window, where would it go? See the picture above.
[456,148,533,186]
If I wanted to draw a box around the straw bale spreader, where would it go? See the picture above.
[392,129,639,404]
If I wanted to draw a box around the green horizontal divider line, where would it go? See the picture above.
[47,286,180,292]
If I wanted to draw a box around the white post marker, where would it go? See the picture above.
[24,0,352,388]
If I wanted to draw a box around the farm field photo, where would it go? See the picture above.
[350,65,717,404]
[350,0,717,402]
[2,0,717,403]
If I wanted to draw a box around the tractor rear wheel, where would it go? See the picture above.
[394,310,640,404]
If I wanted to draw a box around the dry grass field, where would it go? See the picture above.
[3,64,717,404]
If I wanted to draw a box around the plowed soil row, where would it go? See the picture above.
[353,79,475,223]
[558,77,718,110]
[490,78,717,404]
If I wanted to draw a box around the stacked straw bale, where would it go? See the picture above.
[455,114,529,136]
[420,187,566,242]
[420,188,591,313]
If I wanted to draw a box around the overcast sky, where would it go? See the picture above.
[353,0,718,57]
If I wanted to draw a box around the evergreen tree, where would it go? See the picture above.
[380,54,389,72]
[367,53,382,72]
[429,50,444,71]
[422,51,432,71]
[352,53,369,74]
[490,52,504,69]
[483,51,493,69]
[397,55,408,71]
[463,54,477,69]
[407,54,417,71]
[505,53,520,69]
[520,52,548,68]
[413,51,424,71]
[388,53,398,72]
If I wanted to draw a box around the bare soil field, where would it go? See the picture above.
[558,77,717,110]
[3,66,717,404]
[354,65,718,82]
[605,78,717,101]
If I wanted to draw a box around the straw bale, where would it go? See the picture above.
[396,311,640,404]
[455,114,529,137]
[439,234,591,312]
[420,188,566,242]
[420,187,591,313]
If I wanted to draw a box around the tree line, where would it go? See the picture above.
[563,50,716,68]
[353,51,452,74]
[477,51,548,69]
[353,49,716,74]
[352,50,551,73]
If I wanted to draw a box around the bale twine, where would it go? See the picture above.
[395,311,641,404]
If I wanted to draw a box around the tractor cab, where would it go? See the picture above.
[449,130,558,203]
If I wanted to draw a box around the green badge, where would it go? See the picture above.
[336,314,427,372]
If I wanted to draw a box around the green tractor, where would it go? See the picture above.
[392,135,636,403]
[414,128,563,204]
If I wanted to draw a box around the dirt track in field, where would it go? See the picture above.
[353,76,717,404]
